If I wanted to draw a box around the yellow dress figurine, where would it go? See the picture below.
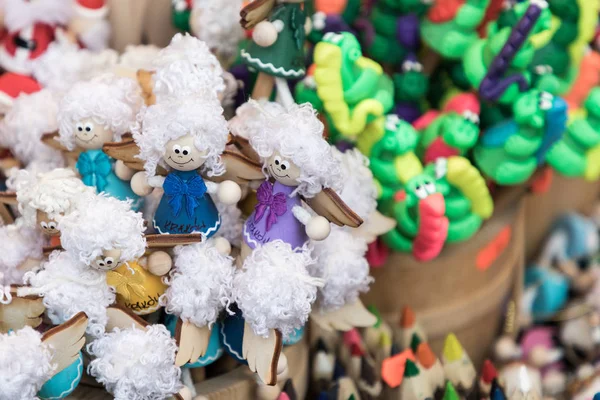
[106,261,167,315]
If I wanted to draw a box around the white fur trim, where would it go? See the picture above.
[241,49,305,78]
[87,325,182,400]
[0,44,33,80]
[73,2,109,19]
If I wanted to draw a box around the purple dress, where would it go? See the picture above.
[243,181,307,251]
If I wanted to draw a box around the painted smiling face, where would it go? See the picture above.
[73,118,114,150]
[267,151,301,187]
[164,134,207,171]
[93,248,123,271]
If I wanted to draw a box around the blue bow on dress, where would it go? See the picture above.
[77,151,112,192]
[163,173,207,218]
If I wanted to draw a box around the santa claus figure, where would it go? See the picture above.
[0,0,109,75]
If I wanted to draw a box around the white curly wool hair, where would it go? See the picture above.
[0,89,64,168]
[32,40,118,96]
[151,33,224,102]
[309,228,373,312]
[59,194,146,266]
[160,239,235,328]
[87,325,182,400]
[22,251,115,338]
[13,168,95,228]
[190,0,244,61]
[335,147,378,223]
[118,45,161,70]
[249,102,343,198]
[0,222,44,285]
[57,74,142,150]
[134,95,228,178]
[233,241,321,339]
[228,100,285,140]
[0,326,54,400]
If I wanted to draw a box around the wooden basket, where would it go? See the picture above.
[524,174,600,261]
[361,196,526,367]
[70,335,309,400]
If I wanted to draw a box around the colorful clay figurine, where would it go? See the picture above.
[441,333,476,399]
[0,89,64,171]
[559,304,600,366]
[463,0,552,104]
[306,0,361,44]
[415,93,481,164]
[546,88,600,180]
[364,0,430,68]
[160,240,236,368]
[57,75,143,210]
[226,102,362,386]
[172,0,193,32]
[189,0,245,67]
[132,95,241,237]
[421,0,490,60]
[522,266,569,323]
[58,194,173,316]
[310,32,394,141]
[240,0,308,99]
[423,157,493,243]
[393,55,429,123]
[474,89,567,185]
[0,313,88,400]
[88,307,187,400]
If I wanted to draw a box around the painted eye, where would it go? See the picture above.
[105,257,114,266]
[425,182,436,194]
[173,144,182,154]
[414,185,428,199]
[181,146,191,156]
[413,62,423,72]
[76,123,83,132]
[280,160,290,171]
[274,156,282,166]
[401,61,412,73]
[84,122,93,132]
[40,221,48,229]
[48,222,57,229]
[96,260,105,268]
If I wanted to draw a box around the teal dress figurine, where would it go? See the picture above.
[76,149,142,211]
[240,0,307,99]
[153,170,220,236]
[38,354,84,400]
[164,314,224,368]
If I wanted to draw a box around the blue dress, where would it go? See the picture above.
[164,314,223,368]
[76,149,142,211]
[38,353,83,399]
[153,170,220,236]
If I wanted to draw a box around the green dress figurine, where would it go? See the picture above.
[240,0,307,99]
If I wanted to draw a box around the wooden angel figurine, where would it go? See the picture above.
[0,312,89,400]
[226,102,362,386]
[132,95,241,238]
[12,168,95,248]
[240,0,308,99]
[57,74,143,210]
[58,193,171,316]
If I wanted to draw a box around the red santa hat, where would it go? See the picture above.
[73,0,108,19]
[0,72,42,113]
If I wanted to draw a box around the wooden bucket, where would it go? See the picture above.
[361,195,526,367]
[524,174,600,261]
[70,336,309,399]
[107,0,179,52]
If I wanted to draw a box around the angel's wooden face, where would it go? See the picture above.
[93,248,123,271]
[74,118,113,150]
[36,209,60,236]
[164,135,207,171]
[267,152,301,187]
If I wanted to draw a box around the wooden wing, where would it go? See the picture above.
[145,233,203,248]
[175,319,211,366]
[229,135,260,163]
[103,137,145,171]
[41,131,68,152]
[43,244,63,257]
[208,150,264,184]
[0,193,16,225]
[105,305,148,332]
[303,189,363,228]
[0,191,16,205]
[137,69,156,106]
[41,312,88,377]
[0,286,45,333]
[240,0,276,29]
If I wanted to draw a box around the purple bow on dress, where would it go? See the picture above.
[254,182,287,232]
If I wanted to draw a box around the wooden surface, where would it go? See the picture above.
[70,334,309,399]
[362,199,526,367]
[524,174,600,261]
